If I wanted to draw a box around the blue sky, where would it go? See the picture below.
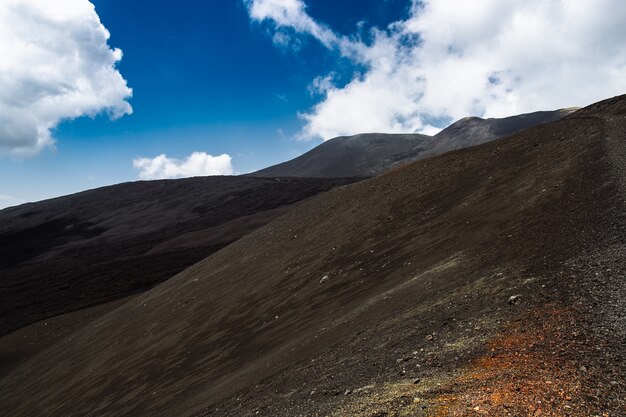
[0,0,414,207]
[1,0,625,208]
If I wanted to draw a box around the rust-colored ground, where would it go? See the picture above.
[427,306,605,417]
[328,300,623,417]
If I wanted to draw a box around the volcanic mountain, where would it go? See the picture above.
[0,107,573,343]
[0,176,358,339]
[252,109,574,178]
[0,96,623,416]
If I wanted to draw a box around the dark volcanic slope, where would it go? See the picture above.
[0,176,358,336]
[253,109,574,178]
[425,108,576,156]
[253,133,431,178]
[1,96,623,416]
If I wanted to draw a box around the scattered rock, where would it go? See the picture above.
[344,389,351,396]
[508,294,522,305]
[320,275,329,284]
[353,384,375,394]
[413,378,421,384]
[426,334,434,341]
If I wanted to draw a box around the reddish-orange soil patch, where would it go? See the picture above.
[427,306,610,416]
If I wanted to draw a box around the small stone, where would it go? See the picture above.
[426,334,434,341]
[413,397,421,404]
[508,294,522,305]
[320,275,329,284]
[344,389,351,396]
[413,378,421,384]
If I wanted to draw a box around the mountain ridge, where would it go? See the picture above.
[252,108,576,178]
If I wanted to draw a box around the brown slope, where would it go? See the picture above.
[0,176,359,338]
[0,95,624,416]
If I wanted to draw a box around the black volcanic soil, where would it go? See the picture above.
[0,176,359,338]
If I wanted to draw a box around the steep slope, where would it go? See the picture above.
[253,109,574,178]
[0,176,358,337]
[0,96,624,417]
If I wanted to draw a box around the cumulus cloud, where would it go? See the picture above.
[0,0,132,156]
[246,0,626,140]
[133,152,235,180]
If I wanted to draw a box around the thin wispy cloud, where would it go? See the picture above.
[0,194,18,210]
[0,0,132,156]
[246,0,626,140]
[133,152,235,180]
[244,0,337,48]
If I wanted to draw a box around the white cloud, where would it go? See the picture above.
[0,0,132,156]
[246,0,626,140]
[133,152,235,180]
[244,0,337,47]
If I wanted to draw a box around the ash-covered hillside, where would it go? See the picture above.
[1,96,623,416]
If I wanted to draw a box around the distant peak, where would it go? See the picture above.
[568,94,626,118]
